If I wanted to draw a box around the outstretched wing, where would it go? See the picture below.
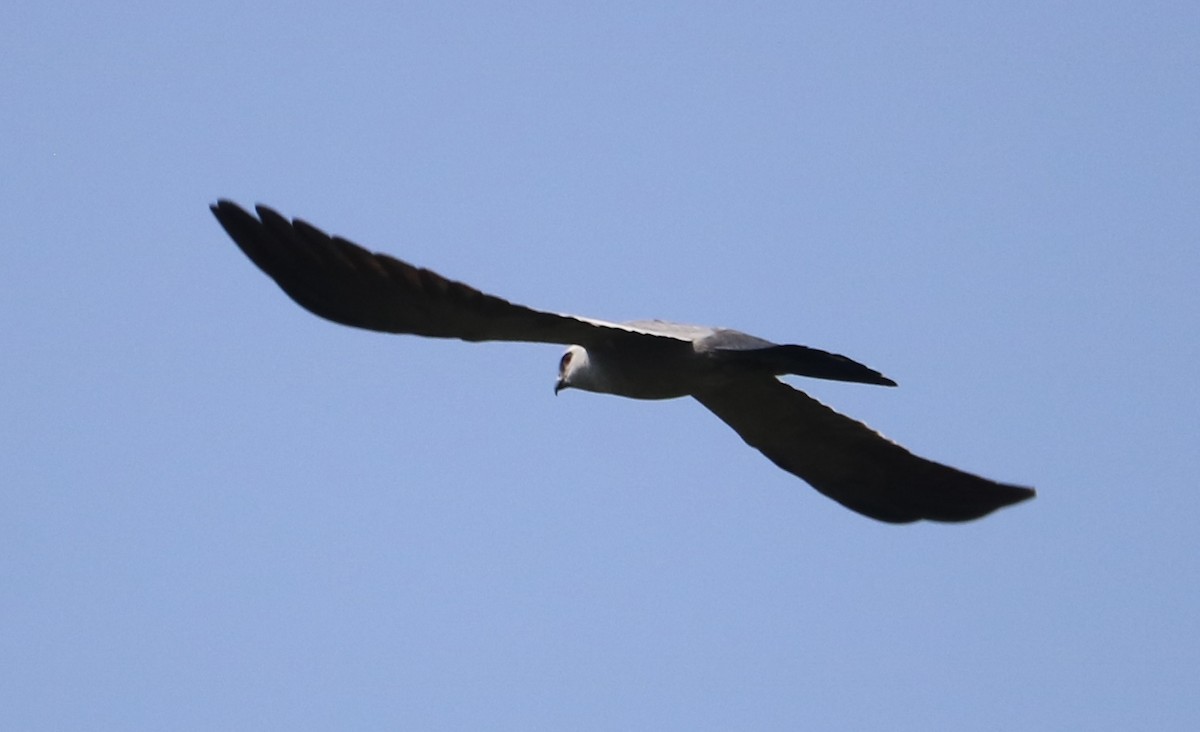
[211,201,682,348]
[692,376,1035,522]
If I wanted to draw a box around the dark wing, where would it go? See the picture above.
[692,376,1035,523]
[211,201,681,348]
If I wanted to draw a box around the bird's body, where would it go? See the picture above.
[557,341,700,400]
[554,325,893,399]
[211,200,1035,523]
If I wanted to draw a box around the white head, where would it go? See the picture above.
[554,345,601,395]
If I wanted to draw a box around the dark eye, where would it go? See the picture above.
[558,351,573,373]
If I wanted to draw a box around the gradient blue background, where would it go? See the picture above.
[4,2,1198,729]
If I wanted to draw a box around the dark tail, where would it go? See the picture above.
[713,345,897,387]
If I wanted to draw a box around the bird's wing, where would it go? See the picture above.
[691,376,1035,523]
[211,201,690,348]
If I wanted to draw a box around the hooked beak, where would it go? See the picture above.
[554,378,568,396]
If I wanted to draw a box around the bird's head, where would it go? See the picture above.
[555,345,592,395]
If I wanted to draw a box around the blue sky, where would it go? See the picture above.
[3,1,1198,729]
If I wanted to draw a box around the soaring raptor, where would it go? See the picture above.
[212,201,1035,523]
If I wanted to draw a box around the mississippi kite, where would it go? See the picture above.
[212,201,1035,523]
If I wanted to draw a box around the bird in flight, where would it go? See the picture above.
[211,201,1034,523]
